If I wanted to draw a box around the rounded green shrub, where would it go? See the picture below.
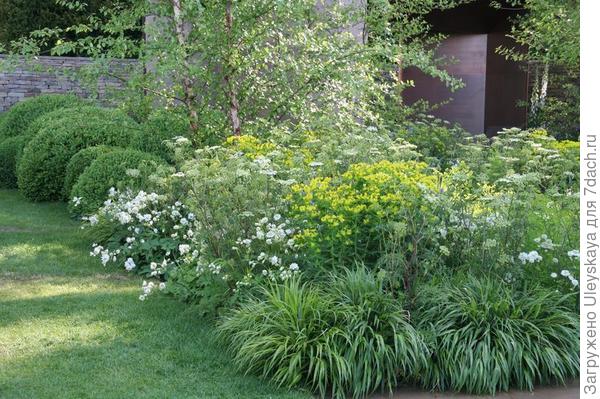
[69,149,164,216]
[63,145,117,198]
[20,105,100,140]
[0,135,29,188]
[0,94,85,140]
[416,277,579,394]
[130,109,190,163]
[218,269,426,399]
[0,105,96,189]
[17,106,138,202]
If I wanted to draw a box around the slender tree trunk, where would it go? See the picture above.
[224,0,242,136]
[396,45,403,105]
[539,62,549,109]
[172,0,199,133]
[529,62,549,119]
[530,63,540,117]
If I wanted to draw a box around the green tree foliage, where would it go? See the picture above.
[365,0,469,128]
[0,0,138,54]
[495,0,580,139]
[496,0,579,69]
[7,0,471,144]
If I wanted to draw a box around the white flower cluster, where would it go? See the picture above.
[254,156,277,177]
[550,269,579,287]
[85,188,200,300]
[249,215,300,282]
[139,280,167,301]
[518,250,543,264]
[534,234,556,250]
[195,214,301,289]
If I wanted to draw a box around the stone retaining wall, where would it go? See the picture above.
[0,55,137,112]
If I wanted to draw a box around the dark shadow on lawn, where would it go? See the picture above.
[0,287,141,328]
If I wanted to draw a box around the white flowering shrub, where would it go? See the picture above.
[85,188,200,300]
[84,175,304,304]
[473,127,578,192]
[424,162,579,301]
[231,214,301,285]
[517,234,580,293]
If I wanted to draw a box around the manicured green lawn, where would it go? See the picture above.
[0,189,309,399]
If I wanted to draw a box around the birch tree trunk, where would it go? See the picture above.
[224,0,242,136]
[172,0,199,133]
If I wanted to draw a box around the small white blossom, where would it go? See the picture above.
[179,244,191,255]
[124,257,136,271]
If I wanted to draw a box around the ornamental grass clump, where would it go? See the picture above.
[218,268,426,399]
[416,276,579,395]
[327,267,427,397]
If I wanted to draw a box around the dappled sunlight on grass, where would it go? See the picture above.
[0,241,85,263]
[0,189,309,399]
[0,276,137,301]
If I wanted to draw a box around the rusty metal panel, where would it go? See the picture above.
[403,34,488,134]
[484,32,528,135]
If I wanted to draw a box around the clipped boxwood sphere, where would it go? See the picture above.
[63,145,117,198]
[21,105,102,140]
[0,135,29,188]
[17,106,138,201]
[130,109,190,163]
[0,94,85,141]
[0,106,94,188]
[69,149,164,216]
